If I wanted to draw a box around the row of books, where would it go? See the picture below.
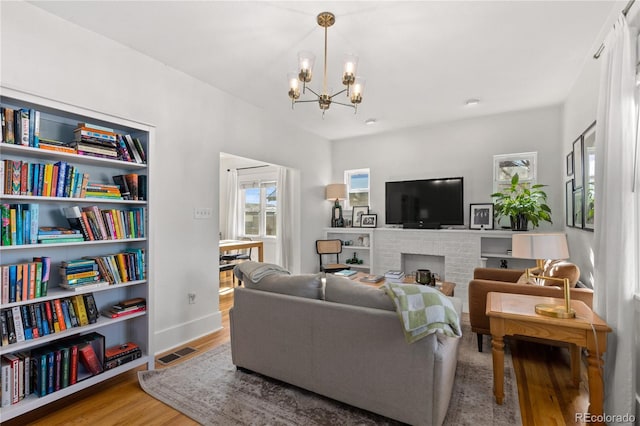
[113,173,147,201]
[64,205,147,241]
[1,332,105,406]
[89,249,146,285]
[0,107,40,148]
[0,257,51,304]
[0,109,147,164]
[2,159,90,198]
[0,203,147,246]
[0,293,99,347]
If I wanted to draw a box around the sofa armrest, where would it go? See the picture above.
[473,267,524,282]
[468,279,594,336]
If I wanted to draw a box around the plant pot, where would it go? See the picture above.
[510,214,529,231]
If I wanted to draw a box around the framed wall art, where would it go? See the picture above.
[565,180,574,227]
[352,206,369,227]
[493,151,537,193]
[360,214,377,228]
[469,203,494,230]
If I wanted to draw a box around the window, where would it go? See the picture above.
[344,168,370,210]
[240,180,277,237]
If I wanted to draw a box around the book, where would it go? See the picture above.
[360,274,385,283]
[112,175,131,200]
[334,269,357,277]
[104,341,140,362]
[1,358,11,406]
[63,206,91,240]
[124,135,143,163]
[83,293,99,324]
[79,342,103,375]
[132,137,147,163]
[2,354,19,404]
[124,174,138,200]
[3,108,15,144]
[70,295,90,326]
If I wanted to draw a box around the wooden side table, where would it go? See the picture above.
[486,292,611,425]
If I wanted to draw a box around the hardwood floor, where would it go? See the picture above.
[5,275,588,426]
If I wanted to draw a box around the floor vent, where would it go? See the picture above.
[157,346,197,365]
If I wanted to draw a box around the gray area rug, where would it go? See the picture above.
[138,322,521,425]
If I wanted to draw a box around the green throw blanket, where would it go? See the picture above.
[384,283,462,343]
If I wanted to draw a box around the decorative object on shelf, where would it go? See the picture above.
[287,12,365,115]
[351,206,369,227]
[491,173,551,231]
[326,183,347,227]
[360,213,377,228]
[345,252,363,265]
[469,203,494,230]
[511,233,575,318]
[493,151,537,194]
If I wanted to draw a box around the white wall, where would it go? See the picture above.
[331,105,565,233]
[1,2,331,353]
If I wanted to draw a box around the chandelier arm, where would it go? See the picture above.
[294,100,321,104]
[305,87,322,97]
[330,101,356,109]
[329,88,348,98]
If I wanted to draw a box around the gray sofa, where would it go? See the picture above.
[230,263,462,426]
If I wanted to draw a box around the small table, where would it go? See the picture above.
[486,292,611,425]
[219,239,264,262]
[337,271,456,297]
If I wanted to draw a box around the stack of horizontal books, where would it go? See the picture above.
[59,259,103,290]
[70,123,119,159]
[101,297,146,319]
[384,270,405,283]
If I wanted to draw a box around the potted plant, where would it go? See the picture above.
[491,173,552,230]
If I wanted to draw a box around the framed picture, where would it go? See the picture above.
[583,121,596,231]
[360,214,377,228]
[565,180,574,227]
[493,151,537,193]
[566,152,573,176]
[573,188,584,229]
[573,136,583,189]
[351,206,369,227]
[469,203,494,230]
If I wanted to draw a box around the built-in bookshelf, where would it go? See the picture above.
[324,228,374,273]
[0,87,153,421]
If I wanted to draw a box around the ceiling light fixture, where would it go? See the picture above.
[465,98,480,106]
[365,118,377,125]
[288,12,365,116]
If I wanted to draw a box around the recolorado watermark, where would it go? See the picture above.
[575,413,635,423]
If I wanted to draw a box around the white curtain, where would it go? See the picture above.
[275,166,293,270]
[224,168,239,240]
[593,14,639,422]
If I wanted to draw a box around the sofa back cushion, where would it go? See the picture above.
[244,273,324,300]
[324,275,395,311]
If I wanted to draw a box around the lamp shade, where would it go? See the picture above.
[511,233,570,260]
[326,183,347,201]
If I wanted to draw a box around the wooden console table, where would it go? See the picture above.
[486,292,611,424]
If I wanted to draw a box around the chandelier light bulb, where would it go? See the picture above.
[288,73,300,101]
[351,77,365,104]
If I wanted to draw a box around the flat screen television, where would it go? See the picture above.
[385,177,464,228]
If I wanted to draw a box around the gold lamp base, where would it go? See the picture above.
[535,303,576,319]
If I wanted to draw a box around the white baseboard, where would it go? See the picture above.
[153,311,222,355]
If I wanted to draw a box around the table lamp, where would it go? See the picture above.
[511,233,575,319]
[326,183,347,227]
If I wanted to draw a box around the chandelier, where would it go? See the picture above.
[288,12,365,115]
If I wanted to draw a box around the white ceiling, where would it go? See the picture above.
[30,1,618,141]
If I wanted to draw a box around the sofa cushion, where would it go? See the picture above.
[244,273,324,300]
[324,275,395,311]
